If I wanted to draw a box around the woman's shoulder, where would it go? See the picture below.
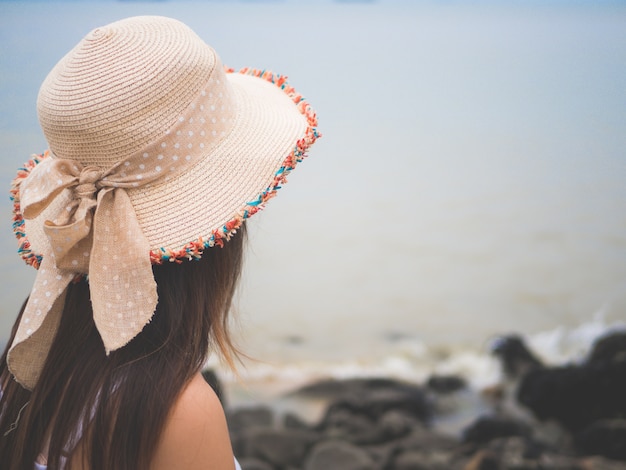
[151,373,236,470]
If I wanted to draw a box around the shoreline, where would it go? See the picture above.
[217,315,626,403]
[216,330,626,469]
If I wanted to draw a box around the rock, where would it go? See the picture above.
[378,409,415,441]
[319,406,414,446]
[295,377,433,421]
[464,444,579,470]
[319,406,378,443]
[517,360,626,433]
[245,428,320,468]
[230,433,247,462]
[355,427,459,469]
[358,441,398,468]
[492,331,626,435]
[491,335,543,379]
[580,456,626,470]
[312,379,433,448]
[462,415,532,446]
[427,374,467,394]
[304,440,377,470]
[295,377,409,399]
[322,408,415,447]
[399,429,459,452]
[575,419,626,460]
[216,328,626,468]
[321,383,432,425]
[587,331,626,364]
[392,449,453,470]
[537,453,584,470]
[284,411,311,430]
[227,406,274,434]
[485,436,546,467]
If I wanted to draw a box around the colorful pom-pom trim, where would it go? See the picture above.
[11,153,45,269]
[11,67,320,268]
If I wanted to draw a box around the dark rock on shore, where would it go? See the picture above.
[517,360,626,433]
[305,440,377,470]
[226,377,459,469]
[228,406,275,433]
[505,330,626,438]
[492,330,626,463]
[317,381,433,428]
[587,331,626,364]
[575,419,626,460]
[491,335,544,379]
[462,416,533,446]
[207,330,626,469]
[245,428,320,468]
[426,375,467,394]
[222,371,626,469]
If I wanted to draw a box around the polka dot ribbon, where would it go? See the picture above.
[7,68,237,389]
[7,158,159,389]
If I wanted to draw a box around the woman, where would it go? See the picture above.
[0,16,319,469]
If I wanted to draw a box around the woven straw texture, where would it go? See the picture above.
[8,16,319,389]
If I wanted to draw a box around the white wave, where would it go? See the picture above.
[210,314,626,403]
[528,309,626,366]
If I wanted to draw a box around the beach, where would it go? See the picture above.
[216,331,626,468]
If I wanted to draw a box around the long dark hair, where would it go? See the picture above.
[0,225,246,470]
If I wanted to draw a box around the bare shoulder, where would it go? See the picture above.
[151,372,235,470]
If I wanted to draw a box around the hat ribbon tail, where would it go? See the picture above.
[8,159,158,388]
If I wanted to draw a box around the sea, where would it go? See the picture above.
[0,0,625,405]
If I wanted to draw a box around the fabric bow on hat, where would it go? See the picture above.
[8,52,241,390]
[7,16,321,390]
[7,155,159,389]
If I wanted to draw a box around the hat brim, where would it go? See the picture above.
[11,68,319,266]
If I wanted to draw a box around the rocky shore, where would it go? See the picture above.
[206,330,626,470]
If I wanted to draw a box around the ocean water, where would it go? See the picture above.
[0,0,625,394]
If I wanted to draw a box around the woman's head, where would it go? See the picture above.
[1,15,319,469]
[7,15,319,389]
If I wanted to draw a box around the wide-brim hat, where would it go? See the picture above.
[8,16,320,388]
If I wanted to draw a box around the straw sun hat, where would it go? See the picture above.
[8,15,320,388]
